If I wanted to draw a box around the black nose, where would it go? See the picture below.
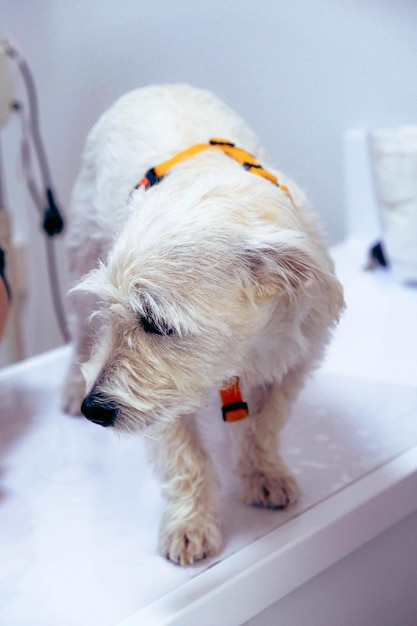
[81,393,118,427]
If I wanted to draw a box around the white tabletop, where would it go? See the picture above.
[1,237,417,626]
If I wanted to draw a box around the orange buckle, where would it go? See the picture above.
[219,377,249,423]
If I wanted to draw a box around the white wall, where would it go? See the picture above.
[1,0,417,366]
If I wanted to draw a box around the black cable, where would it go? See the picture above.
[0,246,11,301]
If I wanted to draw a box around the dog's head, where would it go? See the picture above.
[74,179,343,433]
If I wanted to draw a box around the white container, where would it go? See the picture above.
[370,127,417,284]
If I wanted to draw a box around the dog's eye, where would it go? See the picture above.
[140,315,174,336]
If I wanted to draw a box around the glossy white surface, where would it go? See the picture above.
[323,238,417,387]
[1,238,417,625]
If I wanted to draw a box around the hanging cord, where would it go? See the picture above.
[1,39,70,342]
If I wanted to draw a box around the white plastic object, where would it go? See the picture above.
[370,127,417,284]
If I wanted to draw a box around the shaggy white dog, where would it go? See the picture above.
[62,84,344,565]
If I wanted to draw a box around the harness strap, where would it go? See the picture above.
[136,143,211,188]
[136,137,295,207]
[209,138,278,185]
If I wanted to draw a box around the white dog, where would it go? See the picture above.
[62,84,344,565]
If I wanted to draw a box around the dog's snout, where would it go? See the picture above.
[81,393,118,427]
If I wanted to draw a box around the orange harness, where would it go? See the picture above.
[136,138,295,207]
[136,138,290,422]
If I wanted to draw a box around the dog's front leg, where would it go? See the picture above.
[151,414,222,565]
[231,368,305,510]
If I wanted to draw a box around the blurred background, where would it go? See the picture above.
[1,0,417,367]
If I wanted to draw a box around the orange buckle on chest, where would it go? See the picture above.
[219,377,249,422]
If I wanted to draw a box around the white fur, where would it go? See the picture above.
[62,84,344,565]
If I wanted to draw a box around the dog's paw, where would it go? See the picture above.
[242,466,299,510]
[161,518,222,566]
[61,371,86,416]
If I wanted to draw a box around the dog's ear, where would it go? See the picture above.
[241,234,323,299]
[69,264,107,296]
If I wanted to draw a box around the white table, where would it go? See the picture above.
[1,238,417,626]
